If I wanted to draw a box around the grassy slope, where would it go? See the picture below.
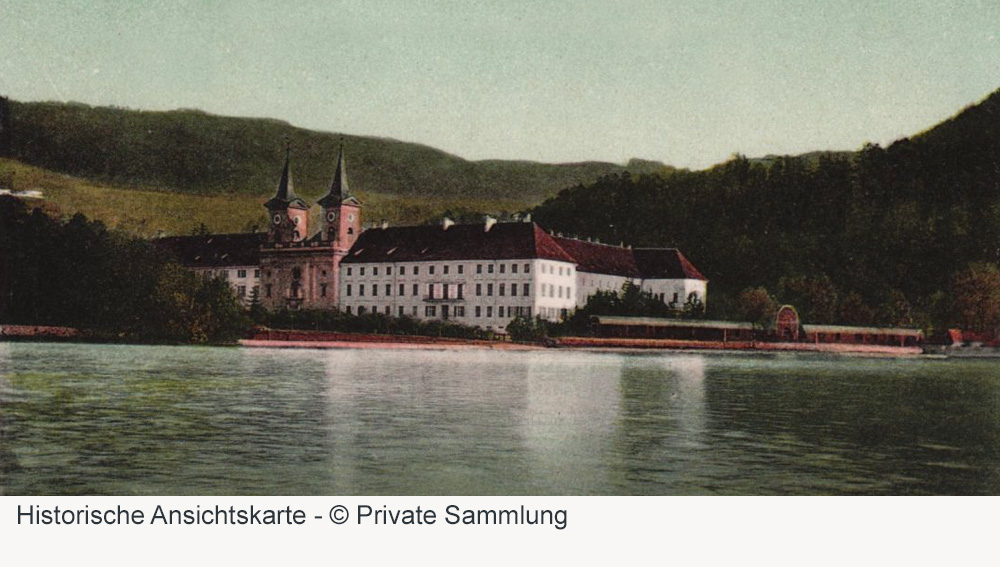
[0,158,525,236]
[3,100,670,206]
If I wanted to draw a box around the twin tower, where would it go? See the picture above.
[259,145,363,310]
[264,144,363,251]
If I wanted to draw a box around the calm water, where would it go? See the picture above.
[0,342,997,495]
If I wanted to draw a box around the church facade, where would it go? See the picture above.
[158,146,708,333]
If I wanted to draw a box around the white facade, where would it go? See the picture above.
[640,278,708,310]
[338,257,577,333]
[193,266,261,305]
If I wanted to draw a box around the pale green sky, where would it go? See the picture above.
[1,0,998,168]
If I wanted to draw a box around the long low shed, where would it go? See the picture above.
[591,316,755,343]
[801,324,923,347]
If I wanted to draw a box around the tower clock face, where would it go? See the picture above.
[327,211,337,222]
[272,214,282,225]
[347,213,355,222]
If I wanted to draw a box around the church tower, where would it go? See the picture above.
[317,144,363,253]
[264,144,309,243]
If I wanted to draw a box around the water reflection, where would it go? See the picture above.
[0,343,997,495]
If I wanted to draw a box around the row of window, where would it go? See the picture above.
[344,262,538,278]
[540,283,574,299]
[344,304,533,319]
[207,268,260,279]
[345,282,538,298]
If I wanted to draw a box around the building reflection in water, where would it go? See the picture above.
[607,355,707,494]
[320,348,531,494]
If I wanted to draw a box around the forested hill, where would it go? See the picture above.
[532,88,1000,330]
[0,99,668,204]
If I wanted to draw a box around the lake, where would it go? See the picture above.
[0,342,997,495]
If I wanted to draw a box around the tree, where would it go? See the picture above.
[681,292,706,319]
[948,262,1000,334]
[735,287,777,326]
[506,316,549,343]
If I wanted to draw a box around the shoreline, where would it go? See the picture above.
[240,332,926,357]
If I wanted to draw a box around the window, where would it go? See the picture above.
[399,284,405,296]
[252,285,259,298]
[373,267,379,276]
[443,265,449,275]
[500,264,506,274]
[512,264,518,274]
[523,283,529,296]
[346,267,352,276]
[412,306,418,316]
[320,284,327,297]
[476,283,482,296]
[399,306,404,317]
[457,284,464,299]
[558,286,563,298]
[443,284,450,299]
[385,284,391,296]
[524,263,530,273]
[266,270,272,278]
[511,284,517,297]
[254,269,261,278]
[427,284,434,299]
[488,264,494,274]
[455,306,465,317]
[385,306,390,315]
[265,284,272,298]
[499,283,505,296]
[413,283,419,296]
[359,306,366,315]
[372,284,378,296]
[321,270,327,277]
[414,266,420,275]
[237,269,247,278]
[238,285,246,297]
[499,306,505,318]
[346,306,352,315]
[400,266,406,276]
[477,264,482,274]
[475,306,482,317]
[386,267,392,276]
[429,266,435,275]
[487,283,493,296]
[458,265,464,275]
[347,284,352,296]
[425,306,436,317]
[486,306,493,317]
[360,267,365,276]
[359,285,365,296]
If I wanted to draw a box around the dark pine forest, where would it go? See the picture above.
[533,89,1000,333]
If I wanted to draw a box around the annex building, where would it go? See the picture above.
[157,147,708,333]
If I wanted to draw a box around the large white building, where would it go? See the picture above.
[337,219,707,333]
[157,147,708,333]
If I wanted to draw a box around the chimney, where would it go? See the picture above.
[380,219,389,229]
[442,217,455,230]
[484,216,497,232]
[523,213,531,223]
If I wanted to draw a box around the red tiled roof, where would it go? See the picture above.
[155,233,265,268]
[341,222,576,264]
[632,248,708,281]
[552,236,640,277]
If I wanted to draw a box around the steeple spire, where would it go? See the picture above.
[265,141,306,209]
[318,143,354,207]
